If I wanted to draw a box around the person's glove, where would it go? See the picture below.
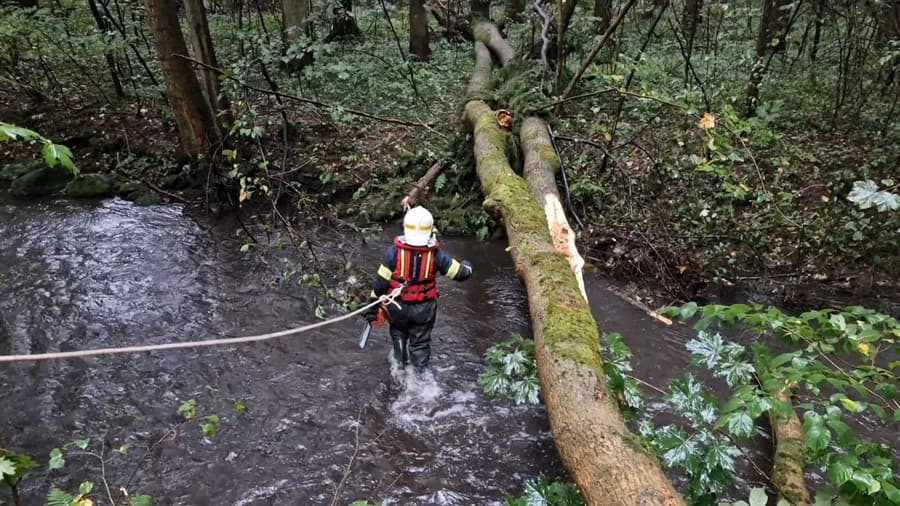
[362,305,379,323]
[461,260,473,275]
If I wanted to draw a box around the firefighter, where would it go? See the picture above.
[365,206,472,375]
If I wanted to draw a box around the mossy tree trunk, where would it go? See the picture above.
[463,27,685,503]
[473,20,515,65]
[520,117,586,299]
[764,381,812,505]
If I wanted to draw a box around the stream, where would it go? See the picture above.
[0,195,895,505]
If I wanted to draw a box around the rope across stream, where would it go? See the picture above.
[0,288,403,363]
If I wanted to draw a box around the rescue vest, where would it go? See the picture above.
[390,237,439,302]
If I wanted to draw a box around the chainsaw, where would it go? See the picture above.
[358,306,387,349]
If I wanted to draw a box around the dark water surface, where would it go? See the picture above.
[0,196,557,505]
[1,196,895,505]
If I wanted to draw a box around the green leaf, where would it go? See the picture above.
[42,142,60,168]
[47,488,74,506]
[748,487,768,506]
[803,412,831,452]
[178,399,197,420]
[827,460,854,485]
[233,399,247,415]
[72,438,90,450]
[680,302,699,319]
[849,471,880,495]
[727,412,754,439]
[201,423,217,439]
[0,457,15,479]
[129,495,153,506]
[48,448,65,470]
[79,481,94,495]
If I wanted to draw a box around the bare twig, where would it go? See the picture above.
[141,178,190,204]
[557,0,637,110]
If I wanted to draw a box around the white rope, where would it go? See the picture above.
[0,288,403,363]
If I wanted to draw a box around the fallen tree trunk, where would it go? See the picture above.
[473,21,516,65]
[466,98,684,505]
[768,389,813,506]
[402,161,443,209]
[467,41,494,100]
[520,117,587,300]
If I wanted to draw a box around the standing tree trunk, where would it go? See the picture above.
[283,0,311,40]
[682,0,703,82]
[145,0,220,160]
[745,0,794,115]
[875,0,900,86]
[810,0,824,63]
[595,0,612,32]
[184,0,227,114]
[326,0,362,41]
[472,0,490,21]
[409,0,432,60]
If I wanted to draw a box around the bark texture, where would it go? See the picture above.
[768,390,813,506]
[410,0,432,60]
[282,0,311,40]
[473,21,515,65]
[184,0,226,114]
[466,41,494,99]
[145,0,220,159]
[520,117,586,299]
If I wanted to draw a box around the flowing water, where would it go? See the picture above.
[0,195,895,505]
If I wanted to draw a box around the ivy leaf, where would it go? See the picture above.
[72,439,90,450]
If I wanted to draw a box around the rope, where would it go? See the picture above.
[0,288,403,363]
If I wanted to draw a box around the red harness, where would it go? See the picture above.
[390,237,439,302]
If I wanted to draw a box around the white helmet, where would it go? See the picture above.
[403,206,434,246]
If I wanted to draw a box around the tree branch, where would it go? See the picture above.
[172,54,441,132]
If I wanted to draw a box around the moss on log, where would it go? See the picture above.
[769,390,813,506]
[520,116,587,299]
[467,41,495,100]
[466,99,684,506]
[473,21,516,66]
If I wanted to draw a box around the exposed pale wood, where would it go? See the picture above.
[520,117,586,300]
